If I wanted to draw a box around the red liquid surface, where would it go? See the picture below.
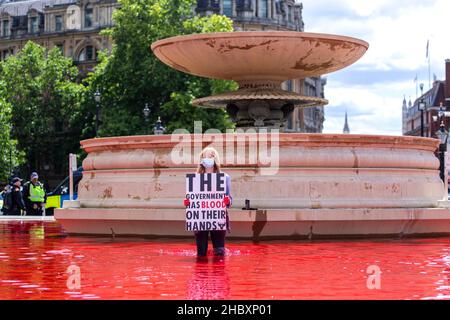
[1,220,450,300]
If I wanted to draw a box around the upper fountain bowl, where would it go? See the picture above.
[151,31,369,83]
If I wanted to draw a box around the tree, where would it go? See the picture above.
[0,41,86,180]
[85,0,236,137]
[0,89,23,183]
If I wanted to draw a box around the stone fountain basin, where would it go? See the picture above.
[151,31,369,82]
[55,133,450,238]
[70,133,441,210]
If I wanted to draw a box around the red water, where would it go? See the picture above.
[1,221,450,300]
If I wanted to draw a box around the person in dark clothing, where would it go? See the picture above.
[2,177,26,216]
[23,172,47,216]
[1,185,10,215]
[184,147,232,257]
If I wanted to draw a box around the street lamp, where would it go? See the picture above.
[418,99,426,137]
[153,116,165,135]
[143,103,151,134]
[436,121,448,183]
[94,90,101,137]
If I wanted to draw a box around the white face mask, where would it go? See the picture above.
[201,157,215,168]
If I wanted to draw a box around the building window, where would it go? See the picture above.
[2,20,9,37]
[223,0,232,17]
[258,0,269,18]
[2,49,12,60]
[30,16,38,33]
[56,43,64,55]
[305,83,317,97]
[86,46,94,60]
[288,5,292,22]
[85,7,93,28]
[286,80,293,92]
[287,113,293,130]
[55,15,63,32]
[78,45,95,61]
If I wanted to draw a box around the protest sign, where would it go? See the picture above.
[185,173,227,231]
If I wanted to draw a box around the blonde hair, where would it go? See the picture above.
[197,146,221,174]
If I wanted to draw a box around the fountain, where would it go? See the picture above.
[55,31,450,239]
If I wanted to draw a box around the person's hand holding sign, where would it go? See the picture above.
[223,195,230,207]
[184,198,190,207]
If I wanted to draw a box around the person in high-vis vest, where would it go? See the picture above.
[23,172,47,216]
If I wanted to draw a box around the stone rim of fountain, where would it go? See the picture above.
[150,31,369,82]
[81,133,439,153]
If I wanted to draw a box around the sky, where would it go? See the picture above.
[300,0,450,135]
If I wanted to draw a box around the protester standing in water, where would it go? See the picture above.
[184,147,232,257]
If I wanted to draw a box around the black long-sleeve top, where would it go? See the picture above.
[11,186,26,211]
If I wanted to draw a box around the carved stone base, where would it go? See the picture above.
[226,100,295,129]
[193,82,327,129]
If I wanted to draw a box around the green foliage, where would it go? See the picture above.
[0,89,23,182]
[0,41,85,176]
[182,12,235,33]
[87,0,236,136]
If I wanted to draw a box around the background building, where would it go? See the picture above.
[196,0,326,133]
[0,0,118,187]
[402,59,450,139]
[0,0,118,76]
